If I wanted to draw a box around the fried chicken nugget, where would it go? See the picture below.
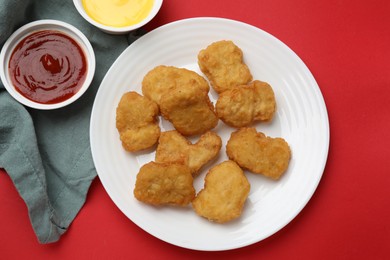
[134,162,195,206]
[142,65,210,106]
[216,84,255,127]
[116,91,160,152]
[226,128,291,180]
[198,40,252,94]
[216,80,276,127]
[192,160,250,223]
[159,85,218,136]
[252,80,276,121]
[155,131,222,176]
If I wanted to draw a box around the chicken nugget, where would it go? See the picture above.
[142,65,210,106]
[116,91,160,152]
[159,85,218,136]
[216,84,255,127]
[192,160,250,223]
[251,80,276,121]
[156,131,222,176]
[134,162,195,206]
[216,80,276,127]
[226,128,291,180]
[198,40,252,93]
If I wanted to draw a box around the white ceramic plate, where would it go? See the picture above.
[90,17,329,251]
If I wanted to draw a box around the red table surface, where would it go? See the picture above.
[1,0,390,259]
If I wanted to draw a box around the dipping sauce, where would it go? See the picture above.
[81,0,154,27]
[8,30,87,104]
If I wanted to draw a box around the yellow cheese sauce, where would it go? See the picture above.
[82,0,154,27]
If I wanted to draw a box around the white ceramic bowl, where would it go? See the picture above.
[0,20,96,110]
[73,0,163,34]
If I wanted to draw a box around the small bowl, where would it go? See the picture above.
[0,20,95,110]
[73,0,163,34]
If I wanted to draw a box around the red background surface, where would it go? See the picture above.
[1,0,390,259]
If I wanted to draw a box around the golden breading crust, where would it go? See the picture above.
[226,127,291,180]
[252,80,276,121]
[216,80,276,127]
[142,65,210,106]
[192,160,250,223]
[134,162,195,206]
[216,84,255,127]
[155,130,222,176]
[116,91,160,152]
[159,84,218,136]
[198,40,252,93]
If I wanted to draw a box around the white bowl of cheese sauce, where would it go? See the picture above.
[73,0,163,34]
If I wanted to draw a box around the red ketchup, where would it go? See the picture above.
[8,30,87,104]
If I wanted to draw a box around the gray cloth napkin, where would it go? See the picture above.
[0,0,139,243]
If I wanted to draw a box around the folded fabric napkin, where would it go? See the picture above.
[0,0,139,243]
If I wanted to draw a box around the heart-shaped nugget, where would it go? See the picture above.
[226,127,291,180]
[192,160,250,223]
[116,91,160,152]
[155,130,222,176]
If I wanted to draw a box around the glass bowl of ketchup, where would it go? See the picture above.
[73,0,163,34]
[0,20,95,110]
